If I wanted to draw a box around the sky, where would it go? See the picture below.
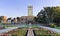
[0,0,60,18]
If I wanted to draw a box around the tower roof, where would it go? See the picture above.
[28,4,33,8]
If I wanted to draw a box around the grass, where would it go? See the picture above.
[3,26,14,28]
[7,28,27,36]
[55,27,60,29]
[32,25,38,28]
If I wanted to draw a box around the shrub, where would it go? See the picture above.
[50,23,56,28]
[11,34,17,36]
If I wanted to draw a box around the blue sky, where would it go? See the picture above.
[0,0,60,18]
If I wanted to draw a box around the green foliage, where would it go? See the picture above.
[8,29,27,36]
[35,6,60,24]
[0,16,3,23]
[35,28,58,36]
[50,23,56,28]
[3,26,5,29]
[34,17,37,22]
[11,34,17,36]
[32,26,38,28]
[35,10,48,23]
[2,22,11,24]
[53,7,60,24]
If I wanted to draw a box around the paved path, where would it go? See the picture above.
[0,27,18,34]
[27,29,34,36]
[38,25,60,33]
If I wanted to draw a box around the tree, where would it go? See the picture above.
[16,17,20,23]
[34,6,60,25]
[0,16,4,23]
[53,7,60,25]
[44,7,55,23]
[34,10,47,23]
[16,17,20,21]
[34,17,37,22]
[0,17,2,23]
[7,18,11,20]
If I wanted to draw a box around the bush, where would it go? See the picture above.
[50,23,56,28]
[0,26,5,29]
[2,22,11,24]
[11,34,17,36]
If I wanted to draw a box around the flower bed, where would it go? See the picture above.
[0,26,5,30]
[4,28,27,36]
[35,28,60,36]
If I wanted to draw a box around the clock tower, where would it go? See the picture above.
[28,5,33,16]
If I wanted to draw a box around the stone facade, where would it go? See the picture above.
[20,16,35,24]
[0,16,7,23]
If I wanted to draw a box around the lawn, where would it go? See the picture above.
[55,27,60,29]
[6,28,27,36]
